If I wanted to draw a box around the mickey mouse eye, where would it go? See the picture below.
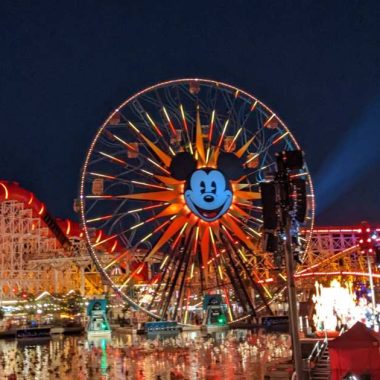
[200,181,206,194]
[211,181,216,194]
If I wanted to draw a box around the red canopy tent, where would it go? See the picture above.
[329,322,380,380]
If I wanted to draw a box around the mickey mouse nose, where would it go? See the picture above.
[204,195,215,203]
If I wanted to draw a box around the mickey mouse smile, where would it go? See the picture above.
[191,203,228,220]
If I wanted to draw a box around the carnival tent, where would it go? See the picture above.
[329,321,380,380]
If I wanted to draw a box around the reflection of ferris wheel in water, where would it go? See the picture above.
[80,79,315,324]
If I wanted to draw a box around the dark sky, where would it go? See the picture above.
[1,0,380,226]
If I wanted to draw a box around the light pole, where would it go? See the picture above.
[260,150,306,379]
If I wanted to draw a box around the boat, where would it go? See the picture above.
[144,321,182,334]
[16,327,51,343]
[86,299,112,338]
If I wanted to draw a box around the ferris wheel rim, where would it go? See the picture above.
[79,78,315,322]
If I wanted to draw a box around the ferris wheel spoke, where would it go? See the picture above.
[160,226,195,320]
[106,131,172,175]
[226,235,273,315]
[225,233,274,314]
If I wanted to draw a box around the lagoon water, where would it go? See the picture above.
[0,330,291,380]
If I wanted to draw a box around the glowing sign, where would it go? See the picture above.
[185,169,232,222]
[170,151,244,222]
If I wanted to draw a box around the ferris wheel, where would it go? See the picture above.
[80,78,315,324]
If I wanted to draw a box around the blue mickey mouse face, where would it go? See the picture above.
[184,169,232,222]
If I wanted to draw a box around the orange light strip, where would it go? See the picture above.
[162,107,176,135]
[93,234,118,248]
[99,151,127,166]
[86,195,114,199]
[227,128,242,151]
[217,119,229,148]
[179,104,189,134]
[131,180,172,191]
[171,222,189,249]
[89,172,117,180]
[208,110,215,142]
[0,183,9,199]
[223,287,234,322]
[110,240,118,253]
[126,203,168,215]
[147,158,171,175]
[296,245,358,275]
[38,205,45,216]
[272,131,289,145]
[295,271,380,279]
[112,133,139,152]
[250,100,258,111]
[66,220,71,235]
[264,113,276,127]
[245,153,259,165]
[146,113,163,137]
[193,226,199,254]
[179,104,193,154]
[95,231,102,243]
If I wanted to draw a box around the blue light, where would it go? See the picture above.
[315,96,380,214]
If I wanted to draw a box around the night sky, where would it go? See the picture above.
[1,1,380,226]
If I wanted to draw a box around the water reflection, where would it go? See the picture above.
[0,330,291,379]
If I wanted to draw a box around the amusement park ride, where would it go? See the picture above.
[0,78,379,329]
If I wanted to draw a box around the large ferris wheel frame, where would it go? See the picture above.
[79,78,315,324]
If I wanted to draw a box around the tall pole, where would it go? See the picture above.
[367,252,376,314]
[277,155,303,379]
[284,218,303,379]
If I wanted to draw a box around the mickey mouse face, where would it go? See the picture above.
[185,169,232,222]
[169,151,244,222]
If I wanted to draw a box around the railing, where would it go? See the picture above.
[303,331,328,379]
[304,327,345,378]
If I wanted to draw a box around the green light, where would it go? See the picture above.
[217,314,227,325]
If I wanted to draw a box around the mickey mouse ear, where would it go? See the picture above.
[217,151,245,180]
[169,152,197,180]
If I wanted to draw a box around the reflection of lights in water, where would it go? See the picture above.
[0,330,293,379]
[100,338,108,375]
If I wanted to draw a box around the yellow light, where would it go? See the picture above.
[218,265,224,280]
[262,285,272,299]
[89,172,116,180]
[246,153,259,165]
[205,147,211,164]
[130,222,144,230]
[272,131,290,145]
[141,169,154,176]
[218,119,230,147]
[128,121,139,132]
[250,100,258,111]
[0,183,9,199]
[160,255,169,270]
[227,128,242,151]
[140,233,153,243]
[264,113,276,127]
[99,151,126,165]
[238,248,248,263]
